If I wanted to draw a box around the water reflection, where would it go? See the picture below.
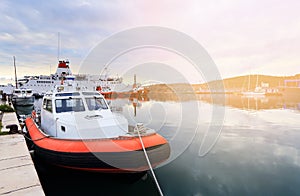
[15,92,300,195]
[198,94,300,112]
[108,93,300,195]
[157,125,300,195]
[147,91,300,112]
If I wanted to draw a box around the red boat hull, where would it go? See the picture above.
[25,118,170,173]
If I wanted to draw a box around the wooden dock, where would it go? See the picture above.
[0,134,44,195]
[0,107,44,195]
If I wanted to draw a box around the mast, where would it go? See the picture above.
[57,32,60,61]
[247,73,250,91]
[13,56,18,88]
[133,74,137,89]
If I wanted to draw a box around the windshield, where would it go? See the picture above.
[55,98,85,113]
[85,97,108,111]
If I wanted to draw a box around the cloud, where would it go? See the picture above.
[0,1,105,75]
[0,0,299,81]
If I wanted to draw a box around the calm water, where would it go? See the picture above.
[16,94,300,195]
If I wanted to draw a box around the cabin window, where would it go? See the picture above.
[85,97,108,111]
[55,98,85,113]
[43,99,52,112]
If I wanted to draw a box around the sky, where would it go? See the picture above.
[0,0,299,84]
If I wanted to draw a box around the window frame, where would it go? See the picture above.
[55,98,85,113]
[43,99,53,113]
[85,97,109,111]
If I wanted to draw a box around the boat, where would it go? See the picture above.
[25,79,170,173]
[18,60,72,97]
[96,85,113,99]
[11,88,35,106]
[242,86,266,97]
[242,74,266,97]
[18,59,125,98]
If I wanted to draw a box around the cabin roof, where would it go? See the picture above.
[44,91,103,99]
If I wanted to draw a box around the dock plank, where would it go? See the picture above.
[0,135,44,195]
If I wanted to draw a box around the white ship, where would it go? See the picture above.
[18,60,125,97]
[18,60,72,97]
[242,74,266,98]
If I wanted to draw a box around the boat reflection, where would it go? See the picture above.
[198,94,300,111]
[146,88,300,112]
[129,92,149,117]
[108,90,149,113]
[109,88,300,115]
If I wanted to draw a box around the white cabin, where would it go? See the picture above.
[40,85,128,139]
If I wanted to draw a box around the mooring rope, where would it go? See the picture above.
[20,119,50,142]
[21,132,50,142]
[137,130,164,196]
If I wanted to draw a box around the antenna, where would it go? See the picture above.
[57,32,60,61]
[13,56,18,88]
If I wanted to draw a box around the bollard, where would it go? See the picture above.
[6,124,19,134]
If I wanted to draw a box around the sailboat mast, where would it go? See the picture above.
[13,56,18,89]
[247,73,250,91]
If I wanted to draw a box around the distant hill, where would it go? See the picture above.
[146,74,300,96]
[193,74,300,91]
[143,73,300,101]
